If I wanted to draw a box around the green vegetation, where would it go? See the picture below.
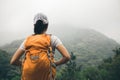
[1,28,119,67]
[0,47,120,80]
[56,52,82,80]
[0,28,120,80]
[0,49,21,80]
[56,47,120,80]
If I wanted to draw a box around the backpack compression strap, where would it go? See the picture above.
[47,34,56,80]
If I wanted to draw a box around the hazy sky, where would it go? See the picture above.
[0,0,120,46]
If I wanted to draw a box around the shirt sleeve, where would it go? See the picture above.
[19,40,26,51]
[51,35,62,50]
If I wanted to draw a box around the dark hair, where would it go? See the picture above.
[34,20,48,34]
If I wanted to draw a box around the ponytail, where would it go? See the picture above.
[34,20,48,34]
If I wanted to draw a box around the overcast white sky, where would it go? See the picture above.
[0,0,120,45]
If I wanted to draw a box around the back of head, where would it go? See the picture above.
[33,13,49,34]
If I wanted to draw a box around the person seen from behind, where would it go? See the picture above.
[10,13,71,80]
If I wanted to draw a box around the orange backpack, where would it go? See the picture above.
[21,34,56,80]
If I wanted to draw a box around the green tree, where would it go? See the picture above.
[0,49,21,80]
[0,49,11,80]
[56,52,82,80]
[80,67,103,80]
[98,47,120,80]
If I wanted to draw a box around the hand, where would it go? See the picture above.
[52,62,57,68]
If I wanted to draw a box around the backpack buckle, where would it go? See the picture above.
[30,55,39,60]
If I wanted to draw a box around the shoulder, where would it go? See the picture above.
[51,35,59,40]
[19,34,33,50]
[50,35,61,42]
[50,34,62,47]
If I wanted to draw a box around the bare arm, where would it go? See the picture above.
[10,48,25,66]
[55,44,71,66]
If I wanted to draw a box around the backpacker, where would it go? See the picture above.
[21,34,56,80]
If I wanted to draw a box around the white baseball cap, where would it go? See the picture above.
[33,13,48,24]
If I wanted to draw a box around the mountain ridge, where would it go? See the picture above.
[0,27,119,66]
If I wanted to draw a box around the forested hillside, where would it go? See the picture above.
[0,27,120,80]
[57,28,119,67]
[1,28,119,67]
[56,47,120,80]
[1,47,120,80]
[0,49,20,80]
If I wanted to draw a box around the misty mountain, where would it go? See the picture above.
[49,26,119,66]
[0,26,119,67]
[0,39,23,54]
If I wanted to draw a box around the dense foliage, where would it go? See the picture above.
[0,49,21,80]
[56,52,82,80]
[56,47,120,80]
[0,47,120,80]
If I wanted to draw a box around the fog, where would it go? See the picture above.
[0,0,120,46]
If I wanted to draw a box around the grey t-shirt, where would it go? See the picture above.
[19,35,62,52]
